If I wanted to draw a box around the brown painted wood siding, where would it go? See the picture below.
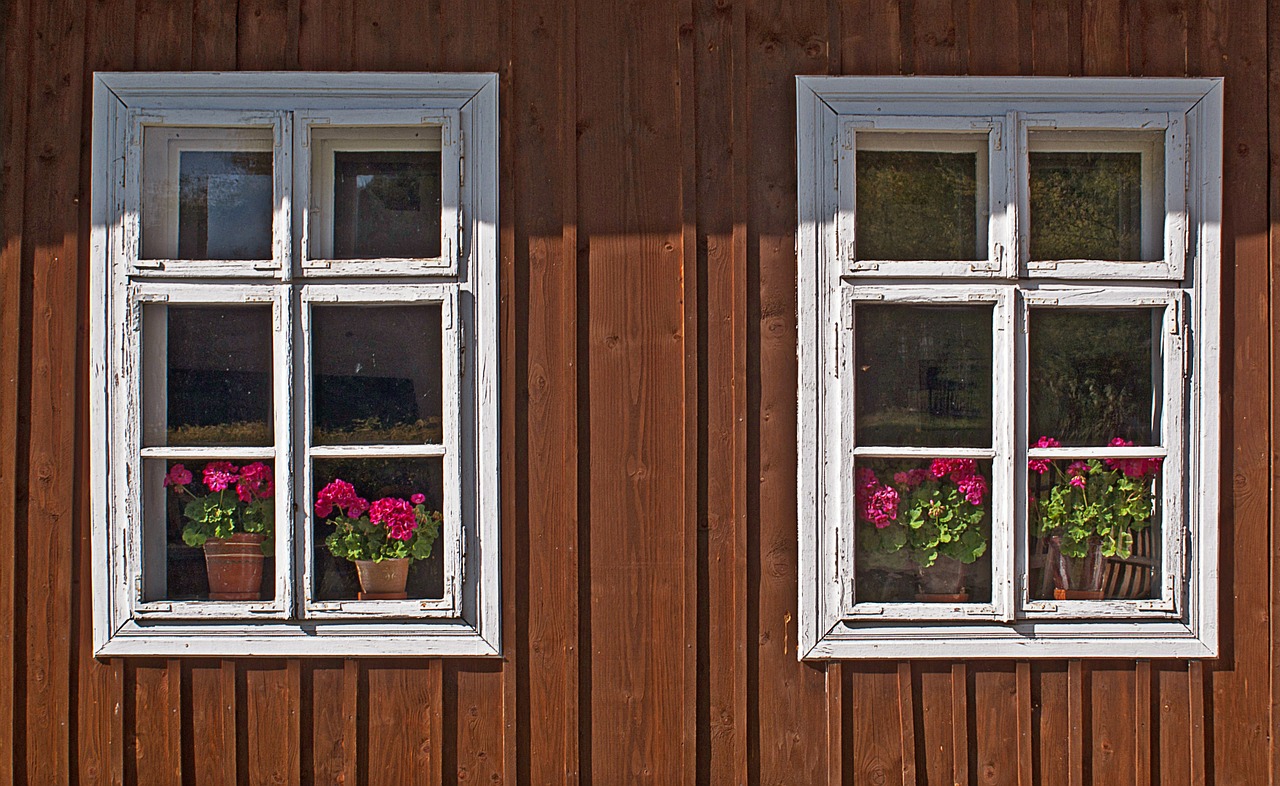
[0,0,1275,783]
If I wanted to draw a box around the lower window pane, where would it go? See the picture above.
[144,458,277,602]
[854,458,993,604]
[312,457,445,602]
[1027,459,1161,601]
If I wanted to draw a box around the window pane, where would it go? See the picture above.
[855,304,993,448]
[147,305,274,447]
[1028,129,1164,263]
[333,151,442,259]
[855,134,987,261]
[1029,308,1159,447]
[854,458,992,604]
[311,304,444,445]
[141,127,274,260]
[312,457,445,602]
[143,458,276,602]
[1027,459,1161,601]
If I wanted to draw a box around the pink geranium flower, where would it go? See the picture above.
[163,464,192,487]
[369,497,418,541]
[203,461,240,492]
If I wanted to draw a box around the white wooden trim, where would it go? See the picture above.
[796,76,1221,660]
[91,71,502,657]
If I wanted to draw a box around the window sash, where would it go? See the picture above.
[126,109,292,278]
[297,284,464,619]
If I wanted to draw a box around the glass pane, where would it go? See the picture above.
[141,127,274,260]
[143,458,276,602]
[311,305,443,445]
[854,458,992,604]
[1029,151,1149,261]
[855,135,986,261]
[333,151,442,259]
[147,305,274,447]
[1029,308,1159,446]
[855,304,993,448]
[1027,459,1161,601]
[312,458,445,602]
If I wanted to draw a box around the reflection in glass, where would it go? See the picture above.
[333,152,442,258]
[856,147,983,261]
[854,458,992,604]
[1027,459,1161,600]
[153,305,274,447]
[311,305,443,444]
[855,304,993,448]
[144,458,276,602]
[312,457,444,601]
[1029,152,1145,261]
[177,151,273,259]
[1029,308,1158,446]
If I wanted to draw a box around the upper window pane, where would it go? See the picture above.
[855,133,988,261]
[141,127,275,261]
[144,304,274,447]
[311,304,444,445]
[310,126,444,260]
[1029,131,1164,262]
[855,303,993,448]
[1028,308,1160,446]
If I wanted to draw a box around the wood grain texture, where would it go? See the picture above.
[243,662,300,785]
[445,663,505,785]
[746,0,832,780]
[307,660,356,784]
[917,664,954,786]
[364,660,441,786]
[578,0,691,780]
[129,661,182,785]
[850,665,905,786]
[186,661,236,786]
[1089,666,1134,786]
[972,664,1018,786]
[1033,664,1070,786]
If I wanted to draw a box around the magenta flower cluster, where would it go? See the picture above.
[1103,437,1164,478]
[163,460,273,503]
[856,457,988,529]
[314,479,429,543]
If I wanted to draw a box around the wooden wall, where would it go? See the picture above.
[0,0,1275,782]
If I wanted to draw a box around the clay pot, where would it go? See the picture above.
[203,533,267,601]
[353,557,410,600]
[1046,535,1107,599]
[915,555,968,602]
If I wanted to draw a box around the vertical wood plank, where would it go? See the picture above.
[1067,660,1084,786]
[352,0,439,71]
[1080,0,1128,75]
[0,0,28,782]
[237,0,295,70]
[1129,0,1187,76]
[308,661,355,784]
[1133,661,1151,786]
[130,661,182,785]
[1030,0,1081,75]
[746,0,833,780]
[1154,662,1191,785]
[695,0,750,780]
[840,0,902,75]
[22,0,85,778]
[1015,662,1033,786]
[966,0,1022,75]
[187,661,236,786]
[578,0,692,780]
[1211,0,1272,782]
[1089,666,1134,786]
[133,0,193,70]
[365,660,442,786]
[911,0,961,74]
[825,664,844,786]
[951,663,970,786]
[192,0,238,69]
[298,0,353,70]
[243,662,300,785]
[445,663,505,786]
[1188,661,1206,786]
[1033,664,1069,786]
[972,664,1018,786]
[850,665,904,786]
[917,664,953,786]
[508,0,580,780]
[896,663,917,786]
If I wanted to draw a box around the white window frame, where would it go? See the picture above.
[90,72,501,657]
[797,76,1222,660]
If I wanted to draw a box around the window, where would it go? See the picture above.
[796,77,1221,658]
[90,73,500,656]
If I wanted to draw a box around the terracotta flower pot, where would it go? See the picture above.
[203,533,266,601]
[915,555,969,603]
[1046,535,1107,600]
[353,557,410,600]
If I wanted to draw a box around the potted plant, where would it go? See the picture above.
[315,478,442,599]
[856,458,989,602]
[164,461,274,600]
[1028,436,1161,600]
